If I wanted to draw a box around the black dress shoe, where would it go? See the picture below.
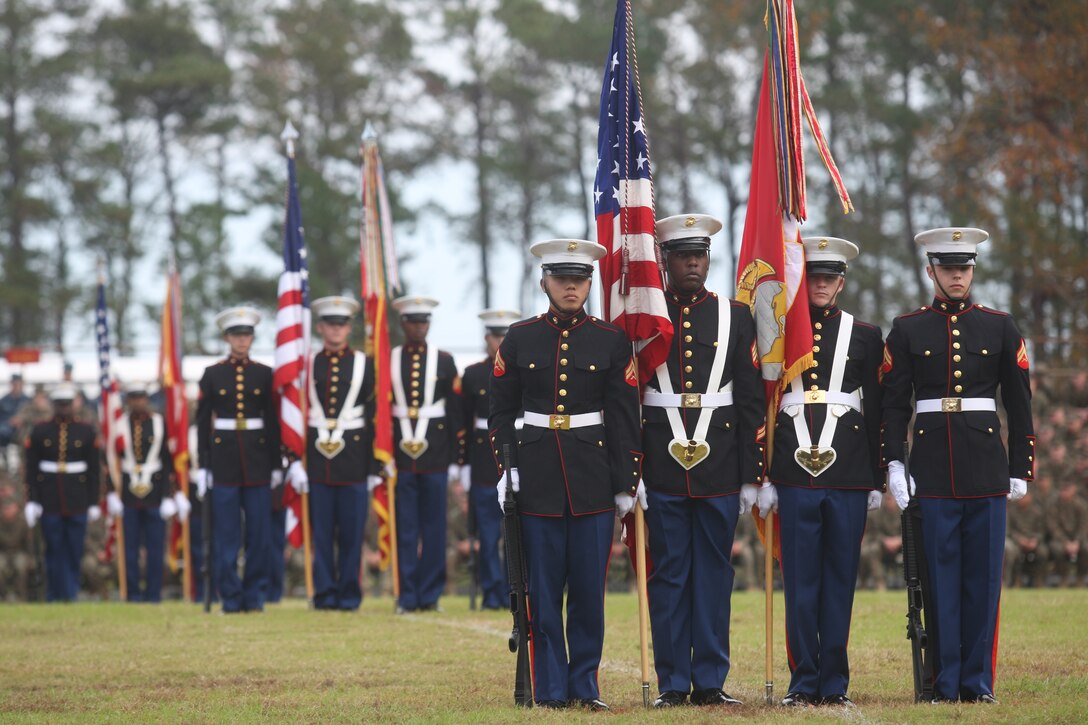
[929,695,955,704]
[418,603,444,613]
[781,692,817,707]
[966,693,997,704]
[537,700,567,709]
[821,694,855,707]
[654,691,688,708]
[577,698,610,711]
[394,605,415,615]
[690,688,742,706]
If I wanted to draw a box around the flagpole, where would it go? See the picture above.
[167,256,194,603]
[99,260,127,602]
[282,121,315,605]
[361,126,400,604]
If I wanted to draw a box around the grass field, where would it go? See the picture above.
[1,589,1086,723]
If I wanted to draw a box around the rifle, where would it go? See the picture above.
[501,444,532,707]
[467,486,478,611]
[202,477,213,613]
[900,440,935,702]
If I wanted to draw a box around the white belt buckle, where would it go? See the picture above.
[236,417,248,430]
[941,397,962,413]
[58,462,67,474]
[806,390,826,404]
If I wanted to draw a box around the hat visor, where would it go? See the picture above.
[224,325,255,335]
[542,263,594,278]
[319,315,352,325]
[661,238,710,253]
[806,261,847,276]
[928,253,976,266]
[401,313,432,323]
[485,326,510,336]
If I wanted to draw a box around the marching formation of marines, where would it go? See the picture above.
[1,220,1070,710]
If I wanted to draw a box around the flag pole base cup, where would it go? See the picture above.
[765,682,774,705]
[642,683,650,708]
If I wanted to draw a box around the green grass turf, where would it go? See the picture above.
[1,589,1085,723]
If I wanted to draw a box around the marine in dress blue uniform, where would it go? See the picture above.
[760,237,884,707]
[112,384,184,603]
[286,295,380,610]
[456,308,520,611]
[23,384,101,602]
[641,215,766,708]
[882,228,1034,703]
[195,307,283,613]
[390,296,464,613]
[489,239,643,710]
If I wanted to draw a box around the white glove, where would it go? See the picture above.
[1008,478,1028,501]
[367,475,383,492]
[383,461,396,479]
[193,468,211,499]
[106,492,124,516]
[614,492,636,518]
[635,480,648,511]
[739,483,759,515]
[496,467,520,512]
[270,469,285,489]
[459,465,472,493]
[174,492,192,523]
[159,496,178,521]
[756,481,778,519]
[447,463,460,484]
[87,505,102,522]
[287,460,309,494]
[867,490,883,511]
[24,501,43,529]
[887,460,916,511]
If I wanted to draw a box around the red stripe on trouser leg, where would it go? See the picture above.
[991,595,1000,689]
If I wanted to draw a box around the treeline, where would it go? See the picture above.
[1,0,1085,367]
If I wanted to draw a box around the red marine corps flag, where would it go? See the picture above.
[738,0,853,702]
[359,122,401,590]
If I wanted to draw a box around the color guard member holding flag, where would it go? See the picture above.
[390,296,463,613]
[286,295,381,611]
[758,237,883,707]
[114,383,189,602]
[641,214,766,708]
[23,384,101,602]
[195,307,282,613]
[458,308,521,611]
[881,228,1034,703]
[489,239,643,710]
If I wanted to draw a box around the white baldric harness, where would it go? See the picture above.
[779,311,860,476]
[309,351,367,460]
[120,413,164,498]
[642,302,733,470]
[391,345,443,459]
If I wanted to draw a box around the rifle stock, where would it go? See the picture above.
[501,444,532,707]
[900,440,934,702]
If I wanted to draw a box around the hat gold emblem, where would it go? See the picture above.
[952,230,963,241]
[684,216,697,227]
[567,241,578,252]
[819,239,829,249]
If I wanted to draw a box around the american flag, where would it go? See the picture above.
[272,126,310,548]
[95,270,123,461]
[594,0,672,385]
